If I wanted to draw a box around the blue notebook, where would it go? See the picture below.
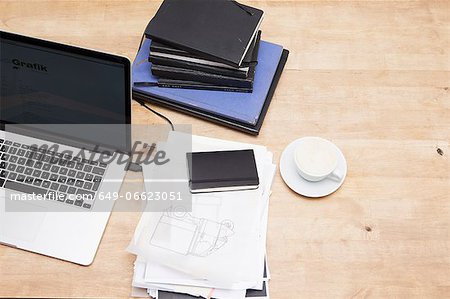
[132,38,287,134]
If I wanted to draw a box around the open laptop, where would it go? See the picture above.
[0,30,131,265]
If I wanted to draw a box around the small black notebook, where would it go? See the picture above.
[151,64,255,89]
[186,150,259,193]
[155,78,252,93]
[149,30,261,69]
[145,0,264,67]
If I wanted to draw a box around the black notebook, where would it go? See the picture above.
[149,30,260,69]
[145,0,264,67]
[155,78,252,93]
[186,150,259,193]
[149,55,249,79]
[151,64,255,89]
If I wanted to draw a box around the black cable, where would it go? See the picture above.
[134,98,175,131]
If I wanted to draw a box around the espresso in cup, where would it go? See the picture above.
[294,137,342,182]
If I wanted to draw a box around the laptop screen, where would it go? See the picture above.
[0,31,131,153]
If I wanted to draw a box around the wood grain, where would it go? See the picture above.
[0,1,449,298]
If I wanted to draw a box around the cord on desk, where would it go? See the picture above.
[134,98,175,131]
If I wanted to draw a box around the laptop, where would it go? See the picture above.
[0,30,131,265]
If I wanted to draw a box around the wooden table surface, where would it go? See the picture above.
[0,1,449,298]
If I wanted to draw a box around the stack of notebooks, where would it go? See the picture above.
[148,31,261,93]
[133,0,289,135]
[128,132,276,299]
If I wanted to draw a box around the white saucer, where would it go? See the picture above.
[280,138,347,198]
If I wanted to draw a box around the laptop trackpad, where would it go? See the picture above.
[0,200,47,243]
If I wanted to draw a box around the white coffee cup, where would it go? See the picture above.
[294,137,342,182]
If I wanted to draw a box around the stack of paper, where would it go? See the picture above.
[127,132,275,299]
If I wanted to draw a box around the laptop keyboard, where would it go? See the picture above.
[0,138,108,210]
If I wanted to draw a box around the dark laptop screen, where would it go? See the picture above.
[0,31,131,153]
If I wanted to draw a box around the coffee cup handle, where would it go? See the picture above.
[327,168,343,182]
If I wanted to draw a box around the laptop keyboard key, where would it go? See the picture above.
[83,182,93,190]
[8,172,17,180]
[93,182,100,191]
[75,180,83,188]
[92,167,105,175]
[50,182,59,190]
[33,179,43,187]
[57,176,67,184]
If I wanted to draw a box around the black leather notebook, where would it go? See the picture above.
[149,55,249,79]
[156,78,252,93]
[149,30,261,69]
[151,64,255,89]
[145,0,264,67]
[186,150,259,193]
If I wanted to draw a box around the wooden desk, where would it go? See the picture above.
[0,1,448,298]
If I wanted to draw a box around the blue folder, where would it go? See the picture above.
[132,38,287,134]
